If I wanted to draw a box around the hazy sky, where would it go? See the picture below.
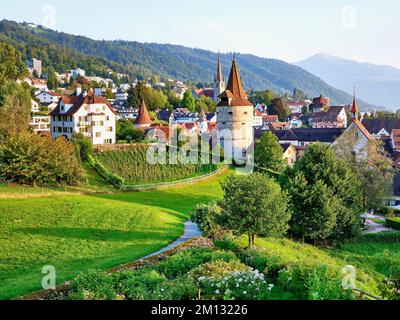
[2,0,400,67]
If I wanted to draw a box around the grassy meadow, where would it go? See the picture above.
[0,169,230,300]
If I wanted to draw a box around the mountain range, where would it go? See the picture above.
[295,53,400,111]
[0,20,374,110]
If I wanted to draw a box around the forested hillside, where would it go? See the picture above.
[0,20,373,108]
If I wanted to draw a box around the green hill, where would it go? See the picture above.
[0,20,373,109]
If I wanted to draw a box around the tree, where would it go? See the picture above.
[293,88,306,101]
[46,67,59,90]
[281,143,363,242]
[116,119,145,143]
[181,90,196,112]
[126,81,151,108]
[333,130,393,211]
[0,84,31,137]
[219,173,291,248]
[255,131,285,172]
[0,42,27,84]
[249,89,276,106]
[271,97,290,120]
[190,203,226,240]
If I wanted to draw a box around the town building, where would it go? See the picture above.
[281,143,297,166]
[116,107,138,120]
[309,95,329,113]
[49,90,117,145]
[361,118,400,139]
[217,57,254,160]
[30,115,50,135]
[36,91,63,105]
[26,58,42,78]
[311,106,348,129]
[71,68,86,78]
[253,109,263,128]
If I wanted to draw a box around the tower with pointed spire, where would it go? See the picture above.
[217,56,254,161]
[350,89,358,121]
[134,100,152,128]
[214,52,225,102]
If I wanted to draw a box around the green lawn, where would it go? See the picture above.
[0,169,229,300]
[329,234,400,278]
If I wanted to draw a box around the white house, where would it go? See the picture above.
[115,89,128,102]
[36,91,63,104]
[31,100,40,113]
[49,90,117,145]
[71,68,86,78]
[253,109,263,128]
[30,115,50,135]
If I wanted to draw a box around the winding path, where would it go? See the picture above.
[141,221,202,260]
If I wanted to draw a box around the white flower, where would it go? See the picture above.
[243,291,247,295]
[215,290,220,295]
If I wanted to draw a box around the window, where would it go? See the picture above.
[84,106,88,111]
[96,132,101,138]
[106,116,110,121]
[104,139,112,144]
[107,127,113,132]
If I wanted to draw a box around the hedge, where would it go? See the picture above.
[386,218,400,231]
[87,154,125,189]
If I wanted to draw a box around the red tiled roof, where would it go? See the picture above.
[134,100,152,125]
[263,115,279,123]
[196,88,215,99]
[49,91,117,116]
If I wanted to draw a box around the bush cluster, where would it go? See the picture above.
[87,154,125,188]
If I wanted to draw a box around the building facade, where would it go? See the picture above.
[50,90,117,145]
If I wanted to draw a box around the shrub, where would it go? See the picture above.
[379,266,400,300]
[189,260,250,280]
[87,154,125,188]
[238,250,284,278]
[0,133,85,186]
[386,218,400,230]
[117,269,167,300]
[191,203,227,240]
[71,133,93,161]
[68,270,116,300]
[198,270,273,300]
[154,248,238,279]
[277,265,354,300]
[153,276,198,300]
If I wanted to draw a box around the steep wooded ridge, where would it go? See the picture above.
[0,20,372,109]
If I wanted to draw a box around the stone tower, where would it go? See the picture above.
[214,52,225,102]
[217,57,254,162]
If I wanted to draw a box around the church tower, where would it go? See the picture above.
[214,52,225,102]
[217,57,254,162]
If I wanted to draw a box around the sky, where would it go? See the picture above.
[1,0,400,68]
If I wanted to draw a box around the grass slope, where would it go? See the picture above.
[0,169,229,300]
[235,236,382,295]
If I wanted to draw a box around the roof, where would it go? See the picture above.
[254,109,263,117]
[361,118,400,135]
[206,113,216,121]
[218,58,253,107]
[351,119,374,141]
[50,90,117,116]
[156,109,172,122]
[263,115,279,123]
[313,95,328,106]
[313,106,345,123]
[196,88,214,99]
[134,100,152,125]
[256,128,345,143]
[280,143,294,153]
